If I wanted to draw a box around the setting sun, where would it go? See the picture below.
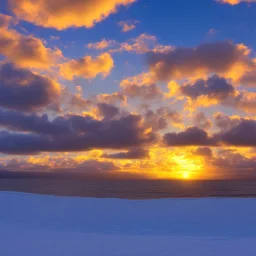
[182,172,190,179]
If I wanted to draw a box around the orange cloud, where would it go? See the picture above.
[216,0,256,4]
[9,0,136,30]
[87,39,116,50]
[87,34,172,55]
[0,13,12,28]
[120,72,155,87]
[118,20,139,32]
[60,53,114,80]
[0,16,63,69]
[119,72,165,100]
[111,33,157,54]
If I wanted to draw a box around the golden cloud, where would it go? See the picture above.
[60,53,114,80]
[216,0,256,5]
[87,39,117,50]
[0,13,13,28]
[118,20,139,32]
[87,34,172,55]
[0,17,63,69]
[9,0,136,30]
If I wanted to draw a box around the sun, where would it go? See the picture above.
[182,172,190,179]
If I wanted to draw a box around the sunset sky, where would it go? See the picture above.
[1,0,256,180]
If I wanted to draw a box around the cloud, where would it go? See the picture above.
[67,91,127,112]
[120,72,154,87]
[0,156,119,176]
[214,112,241,130]
[122,83,163,100]
[0,13,12,28]
[222,90,256,113]
[102,148,149,159]
[87,34,172,55]
[74,159,119,172]
[181,75,235,100]
[193,112,212,130]
[120,72,163,100]
[163,126,216,147]
[67,72,163,112]
[69,94,93,109]
[118,20,139,32]
[0,108,70,136]
[178,75,256,113]
[194,147,213,157]
[60,53,114,80]
[147,41,251,81]
[0,63,61,112]
[87,39,116,50]
[206,28,218,37]
[164,117,256,148]
[0,18,63,69]
[0,131,49,155]
[0,109,157,154]
[207,149,256,178]
[96,103,120,119]
[216,0,256,5]
[9,0,136,30]
[238,70,256,87]
[143,107,182,132]
[216,119,256,147]
[96,92,127,105]
[111,33,157,54]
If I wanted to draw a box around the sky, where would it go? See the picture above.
[1,0,256,180]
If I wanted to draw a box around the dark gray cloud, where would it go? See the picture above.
[164,117,256,148]
[194,147,213,157]
[163,126,216,146]
[97,103,120,119]
[179,76,256,113]
[193,112,212,130]
[102,148,149,159]
[239,71,256,87]
[0,131,49,154]
[180,75,235,100]
[0,109,157,154]
[122,83,163,100]
[75,160,119,172]
[216,119,256,147]
[211,149,256,173]
[0,63,60,112]
[0,108,71,136]
[143,107,182,131]
[214,112,240,130]
[0,159,119,178]
[147,41,250,81]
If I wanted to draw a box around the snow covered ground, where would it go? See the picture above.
[1,192,256,255]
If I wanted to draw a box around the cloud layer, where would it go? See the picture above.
[0,108,157,154]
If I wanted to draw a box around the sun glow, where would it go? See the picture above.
[182,171,190,179]
[172,155,204,179]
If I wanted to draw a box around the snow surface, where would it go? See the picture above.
[1,192,256,255]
